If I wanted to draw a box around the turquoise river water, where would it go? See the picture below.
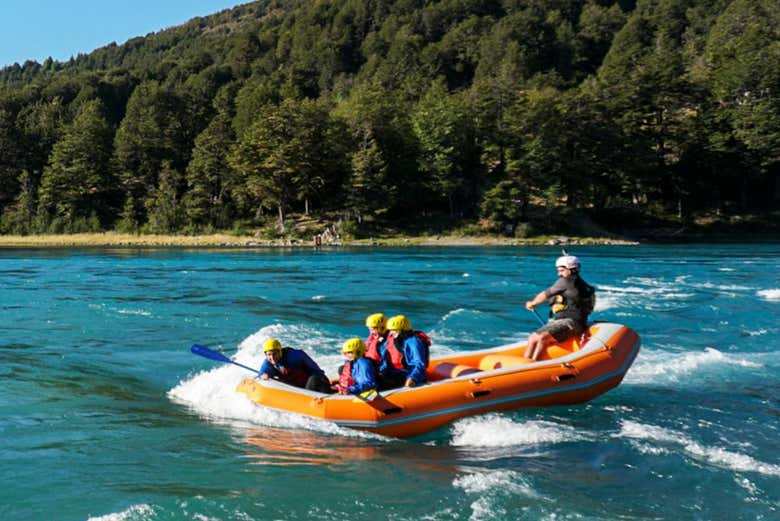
[1,244,778,520]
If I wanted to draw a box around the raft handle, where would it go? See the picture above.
[470,390,492,399]
[381,406,403,415]
[553,373,577,382]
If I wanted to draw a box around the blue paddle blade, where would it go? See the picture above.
[190,344,260,374]
[191,344,232,363]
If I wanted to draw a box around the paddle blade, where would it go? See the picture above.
[191,344,232,363]
[356,389,379,402]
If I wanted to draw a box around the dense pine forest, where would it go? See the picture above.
[0,0,777,239]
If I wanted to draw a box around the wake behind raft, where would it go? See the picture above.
[193,322,640,438]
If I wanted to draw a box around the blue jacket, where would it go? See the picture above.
[347,357,378,394]
[258,348,325,387]
[379,333,429,385]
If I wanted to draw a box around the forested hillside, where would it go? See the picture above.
[0,0,777,238]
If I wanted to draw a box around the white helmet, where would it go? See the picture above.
[555,255,581,270]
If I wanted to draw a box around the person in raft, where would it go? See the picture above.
[378,315,431,390]
[332,338,378,395]
[258,338,332,393]
[524,254,596,361]
[363,313,388,364]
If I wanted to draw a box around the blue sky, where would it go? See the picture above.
[0,1,248,68]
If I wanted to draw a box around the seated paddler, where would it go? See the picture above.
[378,315,431,390]
[332,338,378,395]
[258,338,331,393]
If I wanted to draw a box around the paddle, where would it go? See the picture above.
[190,344,259,374]
[353,389,379,402]
[529,307,546,326]
[193,343,381,401]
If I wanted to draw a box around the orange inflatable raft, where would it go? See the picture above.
[236,322,640,438]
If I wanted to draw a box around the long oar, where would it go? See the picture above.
[191,344,259,373]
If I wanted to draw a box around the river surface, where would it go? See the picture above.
[1,244,778,520]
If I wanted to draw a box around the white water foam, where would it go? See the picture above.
[594,282,687,313]
[87,504,154,521]
[116,308,153,317]
[168,324,371,438]
[757,289,780,301]
[618,420,780,477]
[88,303,154,318]
[453,470,539,521]
[595,275,757,314]
[439,308,470,322]
[450,415,587,447]
[624,347,762,385]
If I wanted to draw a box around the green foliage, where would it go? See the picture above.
[37,99,115,229]
[183,114,238,230]
[0,170,36,234]
[145,160,183,233]
[0,0,777,238]
[411,78,477,216]
[480,178,528,235]
[229,98,342,228]
[115,194,140,233]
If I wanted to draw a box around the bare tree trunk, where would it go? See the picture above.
[277,204,285,230]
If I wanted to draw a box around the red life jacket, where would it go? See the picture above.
[385,331,431,369]
[365,332,384,362]
[338,360,354,392]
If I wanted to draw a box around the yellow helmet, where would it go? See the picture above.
[262,338,282,353]
[342,337,366,356]
[387,315,411,332]
[365,313,387,332]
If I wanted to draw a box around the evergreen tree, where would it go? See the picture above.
[0,104,21,212]
[183,113,237,230]
[334,83,418,219]
[346,126,390,223]
[15,97,65,196]
[705,0,780,209]
[596,0,704,211]
[115,194,140,233]
[0,169,36,234]
[145,160,183,233]
[37,99,114,229]
[411,78,476,216]
[112,81,188,223]
[229,99,316,229]
[480,177,529,236]
[232,79,279,138]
